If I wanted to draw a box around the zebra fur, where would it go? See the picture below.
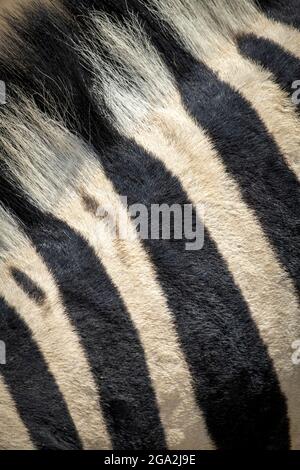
[0,0,299,450]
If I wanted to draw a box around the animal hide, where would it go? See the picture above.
[0,0,299,450]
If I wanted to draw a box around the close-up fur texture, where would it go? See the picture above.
[0,0,299,451]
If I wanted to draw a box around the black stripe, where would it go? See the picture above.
[0,296,82,449]
[31,217,166,450]
[0,195,166,450]
[10,268,46,305]
[238,34,300,111]
[1,3,291,448]
[256,0,300,30]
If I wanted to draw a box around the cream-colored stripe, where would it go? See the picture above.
[247,16,300,60]
[207,0,300,60]
[0,245,111,450]
[150,0,300,178]
[0,374,34,450]
[131,97,300,449]
[52,165,213,450]
[207,46,300,178]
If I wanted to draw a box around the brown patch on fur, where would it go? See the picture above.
[80,190,100,217]
[10,267,46,305]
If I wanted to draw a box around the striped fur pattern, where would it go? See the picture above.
[0,0,299,449]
